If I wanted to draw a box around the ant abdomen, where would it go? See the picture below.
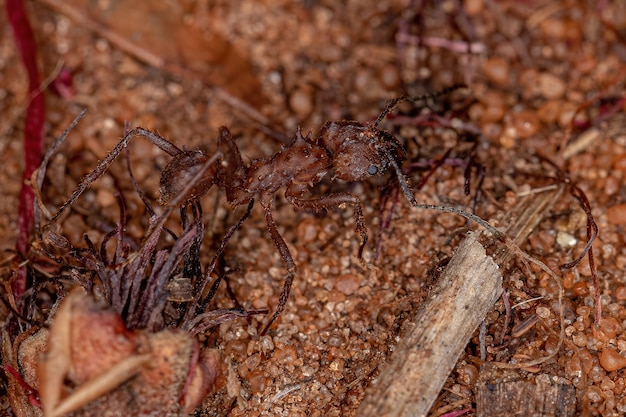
[159,150,217,205]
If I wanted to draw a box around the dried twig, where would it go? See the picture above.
[358,232,502,417]
[358,186,564,417]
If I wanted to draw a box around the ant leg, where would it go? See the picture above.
[259,193,297,335]
[216,126,247,203]
[49,128,182,224]
[133,128,182,157]
[181,202,204,281]
[184,199,255,322]
[379,147,419,206]
[286,190,368,258]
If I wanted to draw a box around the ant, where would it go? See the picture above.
[44,84,464,335]
[169,84,466,333]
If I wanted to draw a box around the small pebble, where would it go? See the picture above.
[457,364,479,385]
[615,286,626,301]
[511,110,540,138]
[479,91,505,123]
[289,87,314,120]
[96,188,117,208]
[599,317,622,340]
[540,18,583,43]
[247,369,268,394]
[573,281,589,297]
[536,306,551,319]
[482,57,510,86]
[556,231,577,247]
[612,154,626,172]
[379,64,400,89]
[335,273,361,296]
[297,219,319,243]
[538,72,566,99]
[536,100,562,124]
[463,0,483,16]
[600,348,626,372]
[606,204,626,225]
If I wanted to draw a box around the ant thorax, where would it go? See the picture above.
[229,129,333,204]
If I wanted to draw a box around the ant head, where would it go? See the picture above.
[320,121,393,182]
[320,121,418,205]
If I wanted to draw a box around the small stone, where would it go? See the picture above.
[464,0,483,16]
[335,273,361,296]
[289,87,314,120]
[599,317,622,340]
[599,348,626,372]
[379,64,400,89]
[297,219,319,243]
[615,286,626,301]
[536,100,562,124]
[536,306,551,319]
[606,204,626,225]
[538,72,566,100]
[511,110,540,138]
[96,188,117,208]
[482,57,510,86]
[556,231,577,247]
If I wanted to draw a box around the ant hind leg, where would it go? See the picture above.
[259,194,297,335]
[48,128,183,224]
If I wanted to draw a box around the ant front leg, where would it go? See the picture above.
[259,193,297,335]
[286,186,368,259]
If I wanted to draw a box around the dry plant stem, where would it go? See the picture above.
[7,0,46,302]
[476,378,576,416]
[33,109,87,228]
[359,187,566,417]
[358,232,503,417]
[182,200,254,326]
[501,186,564,263]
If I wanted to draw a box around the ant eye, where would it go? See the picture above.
[367,165,378,175]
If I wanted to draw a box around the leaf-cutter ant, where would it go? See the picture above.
[45,84,465,335]
[170,84,466,333]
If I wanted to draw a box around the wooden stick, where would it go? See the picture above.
[358,187,564,417]
[358,232,502,417]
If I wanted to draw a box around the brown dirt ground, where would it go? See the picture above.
[1,0,626,416]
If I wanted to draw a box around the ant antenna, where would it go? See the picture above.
[374,83,467,128]
[380,147,419,207]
